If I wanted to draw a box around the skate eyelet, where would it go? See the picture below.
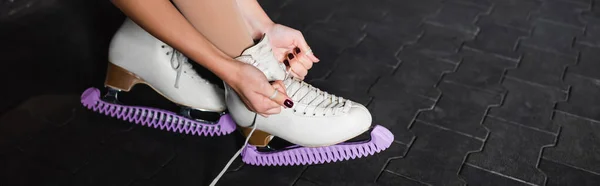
[161,45,165,48]
[166,52,170,55]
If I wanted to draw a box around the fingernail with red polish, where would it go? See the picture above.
[287,53,294,60]
[284,99,294,108]
[295,47,301,53]
[283,59,290,67]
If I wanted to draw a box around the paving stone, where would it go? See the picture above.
[542,111,600,174]
[378,171,429,186]
[479,0,541,30]
[257,0,288,20]
[130,135,240,186]
[331,0,389,22]
[418,81,499,140]
[101,126,179,171]
[293,178,320,186]
[425,1,489,35]
[533,0,590,28]
[12,106,133,174]
[7,0,600,185]
[383,0,444,18]
[375,0,441,40]
[71,145,164,186]
[539,158,600,186]
[0,95,80,150]
[464,19,529,60]
[303,18,367,81]
[577,12,600,47]
[364,23,422,55]
[306,18,367,52]
[386,121,482,185]
[390,54,456,99]
[369,79,436,144]
[556,73,600,121]
[300,142,405,185]
[217,165,307,186]
[444,47,518,94]
[0,0,122,114]
[0,108,48,150]
[568,44,600,80]
[398,24,467,64]
[447,0,493,9]
[309,38,400,105]
[564,0,593,6]
[463,117,556,185]
[460,163,532,186]
[520,19,583,56]
[507,47,576,91]
[18,125,102,174]
[488,77,566,133]
[0,148,71,186]
[13,95,79,127]
[274,0,339,31]
[346,36,402,72]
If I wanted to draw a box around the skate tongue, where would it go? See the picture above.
[237,34,287,82]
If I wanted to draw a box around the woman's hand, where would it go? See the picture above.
[225,61,293,117]
[265,24,320,80]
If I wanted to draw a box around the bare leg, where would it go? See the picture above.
[172,0,254,57]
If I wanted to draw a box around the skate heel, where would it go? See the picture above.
[104,63,144,92]
[240,126,272,147]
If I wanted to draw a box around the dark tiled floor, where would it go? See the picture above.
[2,0,600,185]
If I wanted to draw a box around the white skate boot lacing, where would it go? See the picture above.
[168,48,210,88]
[283,77,352,115]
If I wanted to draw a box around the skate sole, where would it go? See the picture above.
[241,125,394,166]
[81,87,236,136]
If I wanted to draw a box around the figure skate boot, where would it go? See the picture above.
[225,35,395,166]
[80,18,236,136]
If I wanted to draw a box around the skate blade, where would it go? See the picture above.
[80,87,236,136]
[240,125,394,166]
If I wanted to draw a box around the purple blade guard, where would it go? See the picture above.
[80,87,236,136]
[241,125,394,166]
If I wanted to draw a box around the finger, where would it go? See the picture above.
[263,107,282,115]
[291,50,313,70]
[287,53,309,76]
[293,32,320,62]
[271,80,288,95]
[290,71,304,80]
[290,61,308,77]
[274,48,290,63]
[283,59,291,69]
[258,82,294,109]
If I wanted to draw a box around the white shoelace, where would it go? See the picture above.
[283,77,350,115]
[209,73,348,186]
[209,114,258,186]
[170,49,200,88]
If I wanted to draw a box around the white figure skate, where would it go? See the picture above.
[80,18,236,136]
[224,35,394,166]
